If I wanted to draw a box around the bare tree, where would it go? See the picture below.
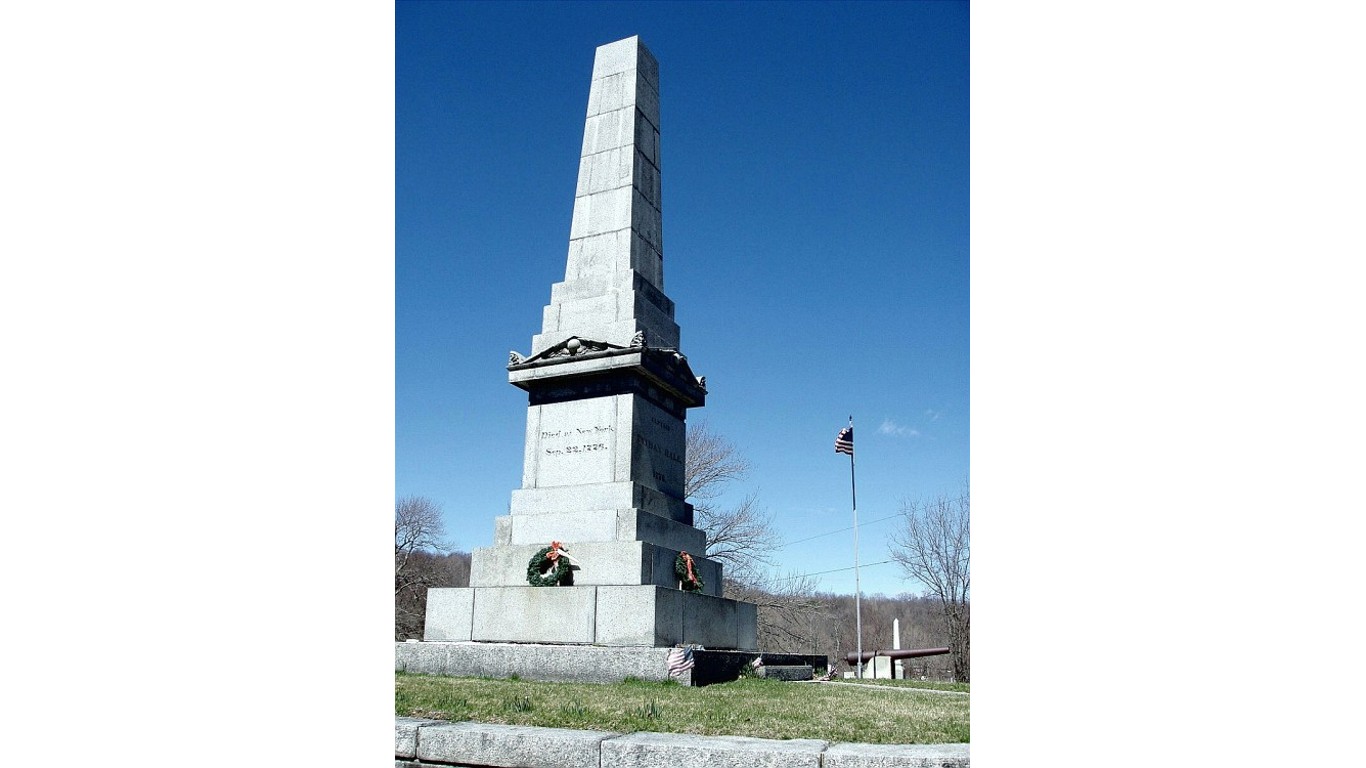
[395,550,471,639]
[685,420,752,501]
[396,495,450,588]
[395,495,453,639]
[887,490,970,682]
[723,571,826,651]
[694,491,776,583]
[684,421,776,583]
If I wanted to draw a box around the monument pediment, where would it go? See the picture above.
[511,335,700,378]
[509,335,628,367]
[508,335,707,409]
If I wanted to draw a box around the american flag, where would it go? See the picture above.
[835,426,854,455]
[666,646,695,678]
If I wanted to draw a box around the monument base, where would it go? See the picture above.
[424,585,757,650]
[396,641,827,687]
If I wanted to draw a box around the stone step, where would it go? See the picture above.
[421,587,757,648]
[398,642,827,687]
[397,718,972,767]
[493,506,704,553]
[758,664,813,681]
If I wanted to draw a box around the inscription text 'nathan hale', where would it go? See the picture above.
[634,434,683,465]
[542,424,615,456]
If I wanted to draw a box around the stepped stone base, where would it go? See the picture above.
[396,641,827,687]
[494,505,701,551]
[470,540,722,598]
[397,642,678,684]
[424,585,757,649]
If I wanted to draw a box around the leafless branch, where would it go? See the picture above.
[887,488,971,681]
[684,422,777,582]
[684,421,752,501]
[693,491,776,581]
[395,495,450,590]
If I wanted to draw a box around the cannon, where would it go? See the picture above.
[844,646,951,664]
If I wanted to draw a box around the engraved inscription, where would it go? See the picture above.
[542,424,615,456]
[527,399,616,488]
[632,400,686,495]
[634,434,683,465]
[545,442,608,456]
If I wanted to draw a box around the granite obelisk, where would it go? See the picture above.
[423,36,757,650]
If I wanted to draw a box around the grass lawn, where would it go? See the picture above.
[828,678,971,693]
[396,672,969,744]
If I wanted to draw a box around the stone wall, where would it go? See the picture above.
[396,718,970,767]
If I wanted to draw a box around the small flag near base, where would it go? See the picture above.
[666,646,695,678]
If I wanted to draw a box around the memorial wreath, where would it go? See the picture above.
[526,540,572,586]
[675,551,704,592]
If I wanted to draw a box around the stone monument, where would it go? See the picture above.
[422,35,758,652]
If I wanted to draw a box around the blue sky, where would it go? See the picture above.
[397,1,969,597]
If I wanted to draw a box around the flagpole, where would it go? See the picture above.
[849,415,863,679]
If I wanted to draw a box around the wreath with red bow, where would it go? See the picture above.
[526,541,572,586]
[675,551,704,592]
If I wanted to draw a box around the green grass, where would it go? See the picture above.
[396,672,969,744]
[830,678,970,693]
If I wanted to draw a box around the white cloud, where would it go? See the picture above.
[924,409,941,422]
[878,418,919,437]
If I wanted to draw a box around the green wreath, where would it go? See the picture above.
[675,551,704,592]
[526,542,572,586]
